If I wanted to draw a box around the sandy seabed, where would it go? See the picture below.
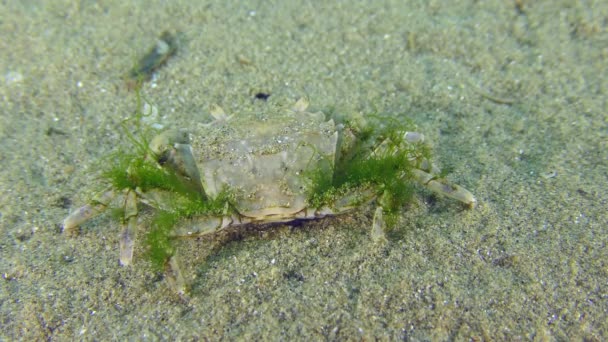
[1,1,606,340]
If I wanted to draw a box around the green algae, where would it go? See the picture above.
[100,131,237,269]
[307,115,432,224]
[95,87,238,269]
[145,189,234,269]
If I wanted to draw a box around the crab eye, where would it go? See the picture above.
[156,150,170,165]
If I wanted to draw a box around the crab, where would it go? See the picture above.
[63,99,476,291]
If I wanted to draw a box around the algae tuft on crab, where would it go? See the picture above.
[96,133,237,269]
[306,115,434,225]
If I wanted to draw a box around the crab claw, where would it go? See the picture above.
[150,129,207,199]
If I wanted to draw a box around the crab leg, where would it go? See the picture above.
[165,255,187,297]
[397,131,476,208]
[62,189,115,233]
[371,207,388,243]
[119,190,138,266]
[412,169,477,208]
